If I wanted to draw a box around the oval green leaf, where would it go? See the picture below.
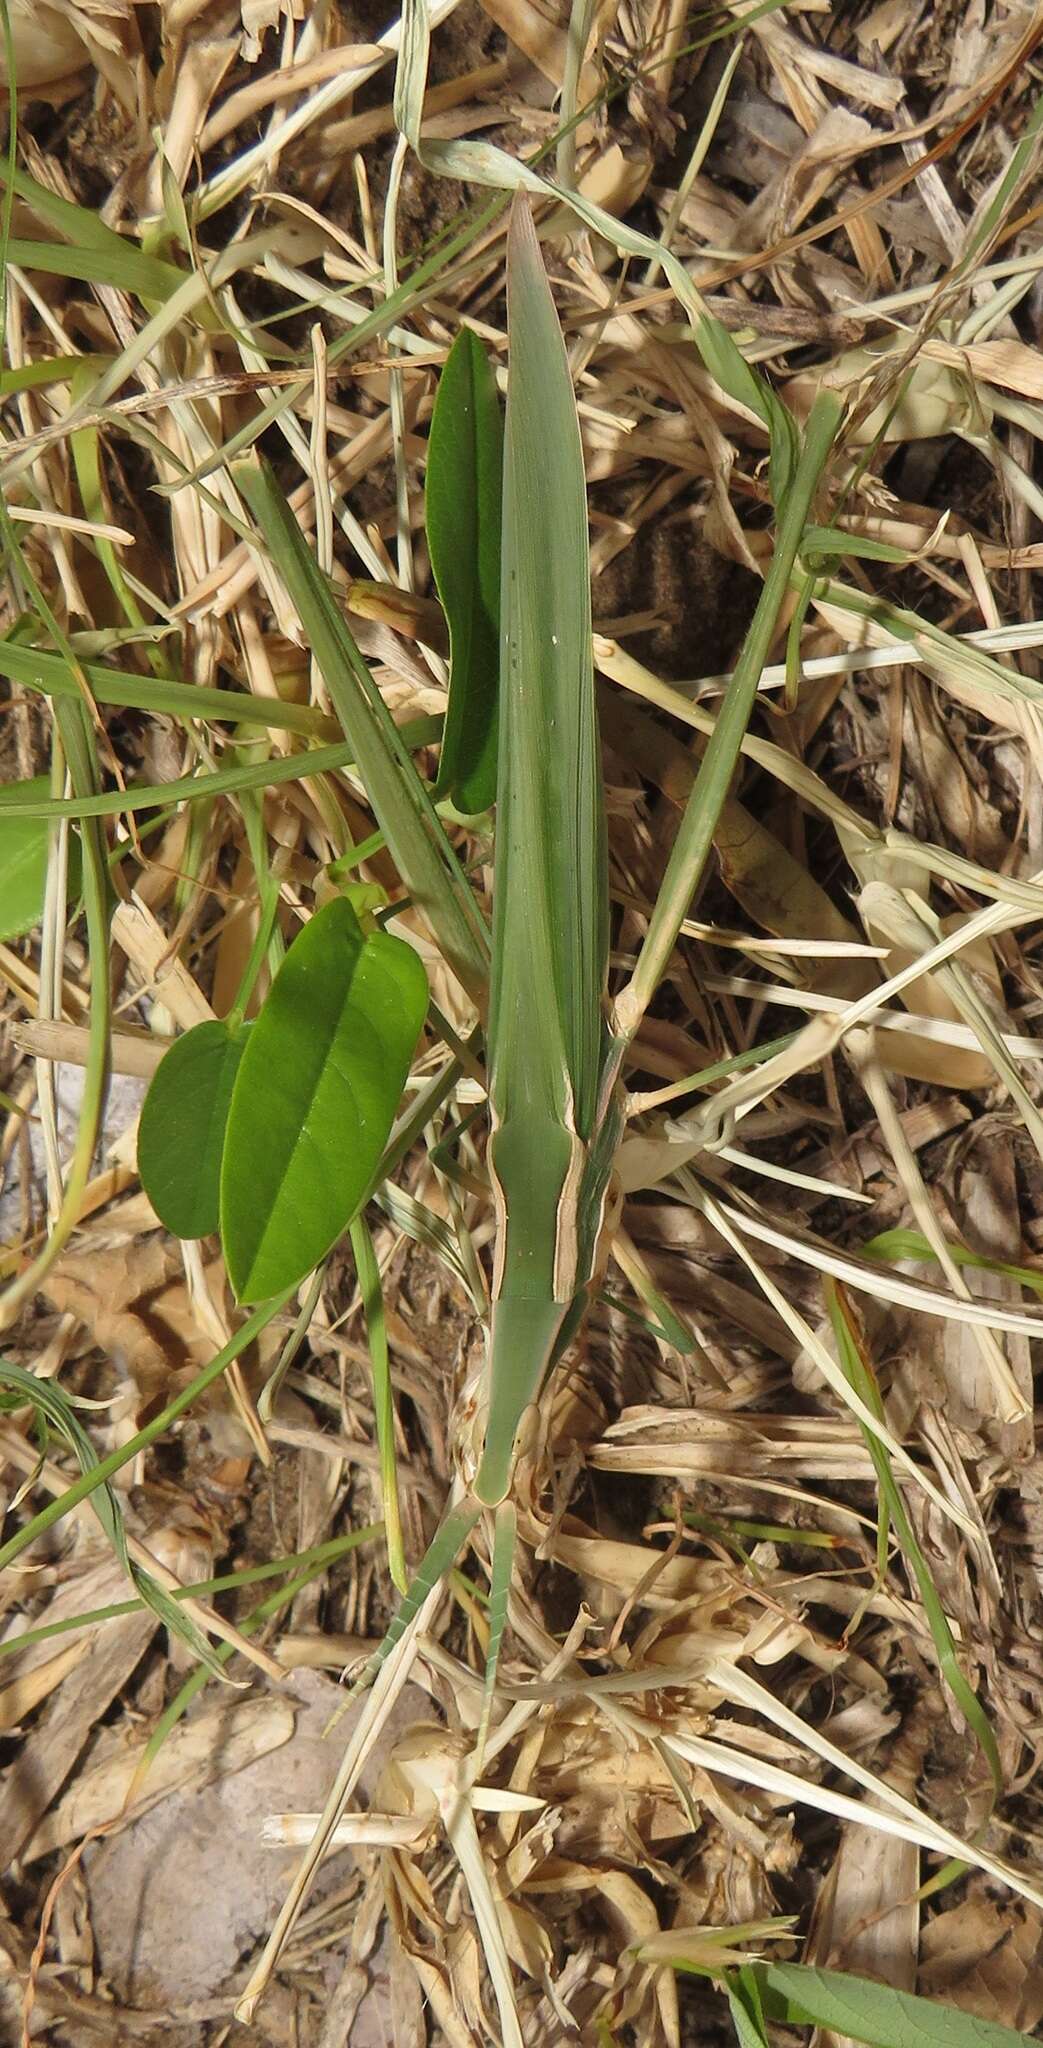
[0,778,82,941]
[427,326,503,815]
[754,1962,1039,2048]
[220,897,428,1303]
[138,1019,251,1240]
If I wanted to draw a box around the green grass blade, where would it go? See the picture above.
[5,237,183,300]
[428,327,503,813]
[394,0,794,449]
[0,1294,292,1575]
[475,1498,516,1771]
[232,457,490,1004]
[140,1525,380,1770]
[826,1282,1002,1798]
[0,1364,226,1679]
[0,731,434,820]
[0,633,337,738]
[350,1214,406,1593]
[491,198,607,1138]
[0,162,167,260]
[0,525,112,1324]
[0,353,90,396]
[0,1362,130,1566]
[864,1225,1043,1299]
[476,197,610,1505]
[0,776,81,937]
[727,1994,771,2048]
[351,1500,482,1693]
[0,1535,378,1659]
[727,1973,772,2048]
[615,389,842,1040]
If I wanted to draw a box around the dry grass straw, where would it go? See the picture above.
[3,0,1043,2041]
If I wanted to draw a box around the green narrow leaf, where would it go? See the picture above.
[826,1283,1002,1798]
[492,201,607,1138]
[428,327,503,813]
[802,525,910,565]
[231,457,490,1006]
[4,239,183,300]
[0,161,163,259]
[0,776,81,940]
[0,1363,227,1679]
[726,1984,772,2048]
[141,1526,380,1769]
[475,1498,516,1769]
[863,1226,1043,1301]
[221,897,428,1303]
[126,1568,234,1683]
[0,633,334,739]
[476,196,611,1506]
[754,1962,1039,2048]
[0,1294,291,1578]
[138,1019,251,1240]
[617,388,842,1038]
[0,354,91,397]
[350,1213,406,1592]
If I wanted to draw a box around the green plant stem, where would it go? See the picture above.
[0,726,438,820]
[0,1529,381,1657]
[142,1523,379,1766]
[0,1293,293,1572]
[0,638,339,738]
[614,391,842,1041]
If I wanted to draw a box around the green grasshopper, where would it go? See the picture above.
[236,199,842,2026]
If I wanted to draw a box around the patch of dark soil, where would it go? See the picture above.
[594,508,760,681]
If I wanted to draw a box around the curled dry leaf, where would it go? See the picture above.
[0,0,90,85]
[919,1891,1043,2037]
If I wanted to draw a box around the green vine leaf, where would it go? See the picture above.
[220,898,428,1303]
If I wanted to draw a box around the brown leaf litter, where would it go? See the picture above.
[4,0,1043,2041]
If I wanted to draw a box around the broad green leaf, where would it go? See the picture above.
[0,777,81,941]
[428,327,503,813]
[754,1962,1038,2048]
[138,1019,251,1240]
[221,897,428,1303]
